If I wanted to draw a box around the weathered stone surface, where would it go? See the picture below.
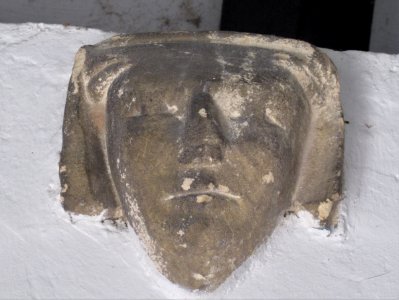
[59,32,344,290]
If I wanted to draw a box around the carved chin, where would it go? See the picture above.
[160,229,243,290]
[130,193,273,291]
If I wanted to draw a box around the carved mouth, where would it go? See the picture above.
[164,190,242,205]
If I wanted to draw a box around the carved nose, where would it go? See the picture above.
[178,92,226,165]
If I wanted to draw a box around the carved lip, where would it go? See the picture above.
[164,190,242,205]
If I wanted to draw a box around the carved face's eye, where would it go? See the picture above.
[126,114,182,141]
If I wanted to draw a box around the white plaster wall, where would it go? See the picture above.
[0,0,222,33]
[0,23,398,299]
[370,0,399,53]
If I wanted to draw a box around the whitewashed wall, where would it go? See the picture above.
[0,23,398,299]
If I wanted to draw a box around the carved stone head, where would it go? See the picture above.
[59,32,344,290]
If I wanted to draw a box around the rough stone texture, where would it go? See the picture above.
[59,32,343,290]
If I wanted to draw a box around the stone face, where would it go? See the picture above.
[59,32,344,290]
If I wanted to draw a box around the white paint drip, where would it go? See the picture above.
[166,104,178,114]
[181,178,194,191]
[218,184,230,193]
[198,108,207,118]
[262,172,275,184]
[196,194,212,203]
[192,273,206,281]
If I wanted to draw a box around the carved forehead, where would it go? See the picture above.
[85,40,306,88]
[80,33,317,117]
[88,43,308,124]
